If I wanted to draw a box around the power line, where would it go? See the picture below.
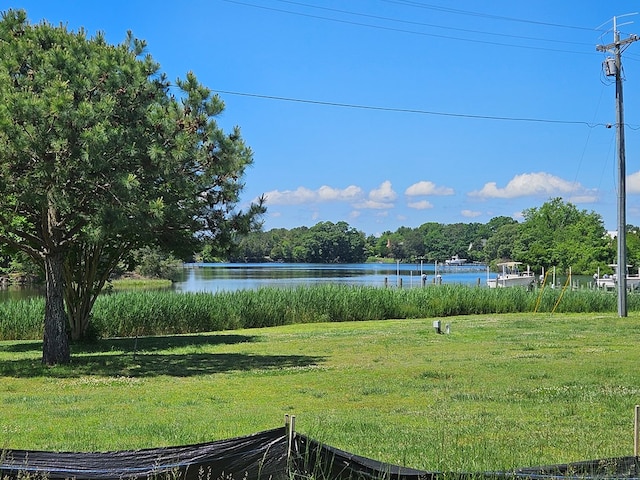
[383,0,606,32]
[222,0,596,55]
[212,88,608,127]
[271,0,593,47]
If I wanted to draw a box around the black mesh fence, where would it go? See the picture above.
[0,427,289,480]
[293,433,435,480]
[1,426,639,480]
[293,433,640,480]
[511,456,640,480]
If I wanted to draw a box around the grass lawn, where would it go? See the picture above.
[1,312,639,473]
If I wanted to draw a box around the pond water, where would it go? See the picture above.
[0,263,594,301]
[173,262,493,293]
[0,262,492,301]
[0,284,45,302]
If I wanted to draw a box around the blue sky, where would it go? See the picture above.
[8,1,640,236]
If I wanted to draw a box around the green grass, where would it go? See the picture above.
[109,278,173,290]
[1,312,639,474]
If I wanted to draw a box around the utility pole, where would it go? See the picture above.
[596,16,638,317]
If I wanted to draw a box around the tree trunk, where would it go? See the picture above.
[64,242,125,341]
[42,251,70,365]
[65,244,100,342]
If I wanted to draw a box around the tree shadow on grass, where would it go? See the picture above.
[0,334,326,379]
[0,334,255,354]
[79,333,259,353]
[0,341,41,353]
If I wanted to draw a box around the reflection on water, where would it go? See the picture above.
[0,284,45,302]
[173,262,492,293]
[0,263,496,301]
[0,263,600,302]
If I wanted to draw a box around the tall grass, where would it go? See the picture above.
[0,284,635,341]
[0,298,44,340]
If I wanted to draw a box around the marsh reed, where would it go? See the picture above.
[0,284,633,341]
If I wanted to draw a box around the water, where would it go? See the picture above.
[1,263,600,301]
[173,262,493,293]
[0,284,45,302]
[0,262,493,301]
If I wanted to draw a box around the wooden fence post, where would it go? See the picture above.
[635,405,639,456]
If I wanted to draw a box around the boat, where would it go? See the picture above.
[487,262,535,288]
[594,265,640,290]
[444,254,467,266]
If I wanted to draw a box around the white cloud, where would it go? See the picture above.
[261,182,399,213]
[468,172,584,199]
[351,181,397,210]
[353,199,394,209]
[628,171,640,194]
[263,185,364,205]
[405,181,454,196]
[369,181,397,203]
[408,200,434,210]
[263,187,314,205]
[461,209,482,218]
[317,185,363,201]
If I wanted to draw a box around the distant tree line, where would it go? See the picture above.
[2,198,637,279]
[217,198,636,276]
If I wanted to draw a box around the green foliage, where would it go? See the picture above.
[232,221,367,263]
[0,9,264,357]
[626,226,640,269]
[482,222,521,263]
[515,198,613,273]
[0,249,42,278]
[133,247,182,282]
[228,199,618,276]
